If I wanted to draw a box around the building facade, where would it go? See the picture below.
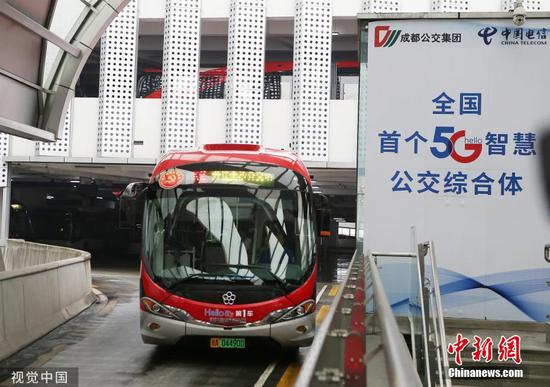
[4,0,550,174]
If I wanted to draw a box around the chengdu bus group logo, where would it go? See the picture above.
[374,25,402,47]
[374,25,463,48]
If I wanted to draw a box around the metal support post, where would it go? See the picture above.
[0,164,11,271]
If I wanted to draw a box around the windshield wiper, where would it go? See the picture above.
[206,263,289,293]
[165,273,249,290]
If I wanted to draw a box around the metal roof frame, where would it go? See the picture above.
[0,0,129,141]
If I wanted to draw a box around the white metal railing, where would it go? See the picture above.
[293,241,450,386]
[368,252,423,387]
[371,242,451,387]
[419,241,451,387]
[295,250,362,386]
[295,250,425,387]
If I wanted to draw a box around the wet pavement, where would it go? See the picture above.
[0,253,352,387]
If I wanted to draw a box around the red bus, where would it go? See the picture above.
[139,144,317,349]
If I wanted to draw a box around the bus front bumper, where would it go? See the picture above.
[140,311,315,348]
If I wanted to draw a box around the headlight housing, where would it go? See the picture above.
[140,297,190,321]
[263,299,315,324]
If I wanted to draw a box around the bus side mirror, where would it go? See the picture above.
[119,182,147,229]
[540,130,550,208]
[313,193,331,238]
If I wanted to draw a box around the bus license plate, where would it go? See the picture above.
[210,338,246,349]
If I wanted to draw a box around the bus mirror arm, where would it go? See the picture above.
[119,182,148,230]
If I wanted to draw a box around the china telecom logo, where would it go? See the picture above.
[477,26,548,46]
[477,27,498,45]
[374,25,402,47]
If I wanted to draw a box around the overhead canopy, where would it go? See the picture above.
[0,0,128,141]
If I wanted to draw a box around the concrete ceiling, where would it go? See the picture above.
[10,162,357,195]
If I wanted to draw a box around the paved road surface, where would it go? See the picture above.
[0,263,348,387]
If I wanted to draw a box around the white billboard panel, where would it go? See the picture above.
[363,18,550,321]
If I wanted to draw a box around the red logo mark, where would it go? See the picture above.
[472,335,493,363]
[450,130,483,163]
[447,333,470,366]
[448,334,523,365]
[498,335,522,364]
[374,26,392,47]
[159,169,183,189]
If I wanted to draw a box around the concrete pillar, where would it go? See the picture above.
[160,0,201,153]
[225,0,266,144]
[292,0,332,162]
[97,0,139,158]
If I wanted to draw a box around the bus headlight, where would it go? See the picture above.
[140,297,190,321]
[264,299,315,324]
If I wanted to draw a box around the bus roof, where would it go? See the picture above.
[151,144,311,184]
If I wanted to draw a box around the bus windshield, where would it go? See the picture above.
[143,162,316,294]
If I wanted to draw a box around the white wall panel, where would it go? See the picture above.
[334,0,361,16]
[139,0,166,19]
[0,135,10,187]
[292,0,332,162]
[137,0,550,22]
[201,0,231,18]
[9,137,34,158]
[329,100,357,164]
[196,100,227,145]
[57,98,359,166]
[502,0,548,11]
[468,0,502,11]
[71,98,99,158]
[134,99,162,159]
[361,0,398,13]
[160,0,201,153]
[36,101,71,157]
[400,0,432,11]
[387,0,550,12]
[431,0,469,11]
[97,0,139,158]
[225,0,266,144]
[266,0,295,16]
[263,100,292,151]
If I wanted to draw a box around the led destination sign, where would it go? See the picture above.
[157,169,274,188]
[195,170,274,186]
